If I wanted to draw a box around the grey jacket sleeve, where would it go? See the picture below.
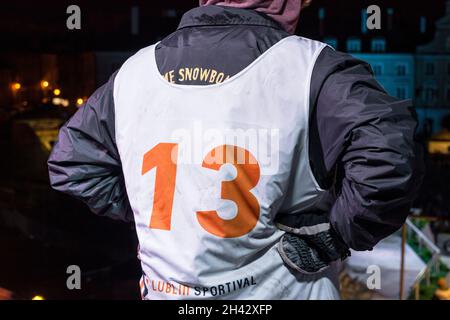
[48,72,133,222]
[309,47,424,251]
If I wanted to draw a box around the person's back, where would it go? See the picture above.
[115,34,339,299]
[48,1,423,300]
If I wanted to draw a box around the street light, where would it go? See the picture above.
[53,88,61,96]
[40,80,49,89]
[76,98,84,106]
[11,82,21,91]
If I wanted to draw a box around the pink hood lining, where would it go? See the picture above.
[199,0,303,34]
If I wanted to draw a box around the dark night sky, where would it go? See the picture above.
[0,0,447,52]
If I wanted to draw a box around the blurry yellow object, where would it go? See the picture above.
[435,278,450,300]
[53,88,61,96]
[428,141,450,155]
[428,129,450,155]
[76,98,84,106]
[32,295,45,300]
[435,289,450,300]
[11,82,21,91]
[437,278,448,290]
[41,80,49,88]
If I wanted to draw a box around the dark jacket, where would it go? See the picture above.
[48,5,423,251]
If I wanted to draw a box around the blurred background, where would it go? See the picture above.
[0,0,450,300]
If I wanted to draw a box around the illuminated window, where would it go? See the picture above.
[371,38,386,52]
[372,63,383,76]
[346,38,361,52]
[424,86,437,102]
[324,38,338,49]
[396,64,407,76]
[425,62,435,76]
[396,87,407,99]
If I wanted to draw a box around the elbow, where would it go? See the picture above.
[331,202,411,251]
[47,152,71,194]
[47,164,67,193]
[330,160,422,251]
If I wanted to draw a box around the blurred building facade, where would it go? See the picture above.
[320,1,450,134]
[354,52,415,101]
[415,2,450,133]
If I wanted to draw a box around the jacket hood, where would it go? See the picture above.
[199,0,303,34]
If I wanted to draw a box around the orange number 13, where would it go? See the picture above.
[141,143,260,238]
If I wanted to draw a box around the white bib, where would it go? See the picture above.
[114,36,340,299]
